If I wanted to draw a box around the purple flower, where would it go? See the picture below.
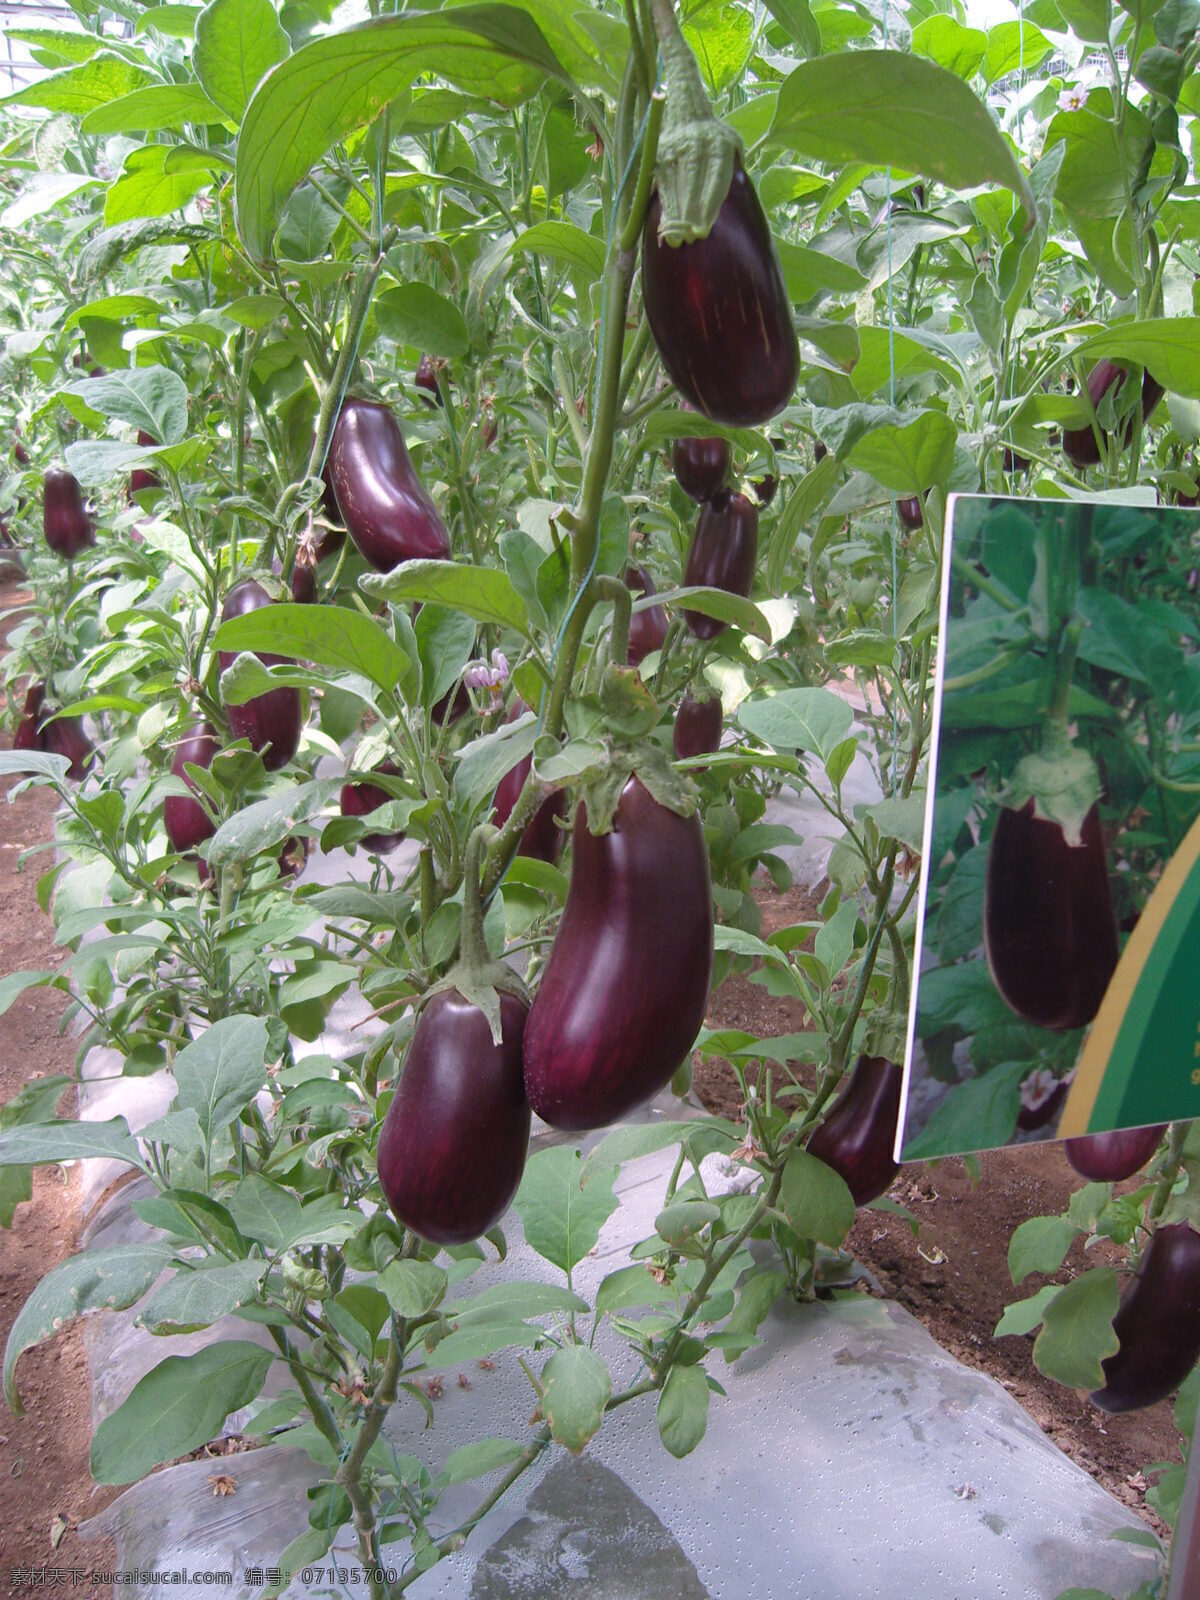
[464,649,509,693]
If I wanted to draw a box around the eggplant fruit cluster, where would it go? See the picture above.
[13,681,93,779]
[984,800,1118,1033]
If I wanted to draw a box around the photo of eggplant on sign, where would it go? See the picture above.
[898,493,1200,1162]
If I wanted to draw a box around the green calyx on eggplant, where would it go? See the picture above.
[377,985,530,1245]
[218,579,303,771]
[625,563,669,667]
[165,723,220,855]
[671,403,730,502]
[43,468,94,559]
[340,758,404,853]
[1090,1222,1200,1414]
[806,1055,903,1207]
[492,701,566,864]
[673,691,723,764]
[1062,362,1165,469]
[523,775,713,1131]
[1064,1123,1166,1182]
[327,397,449,572]
[683,489,759,639]
[984,800,1118,1032]
[642,158,799,428]
[129,431,161,496]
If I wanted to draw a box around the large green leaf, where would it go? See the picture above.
[90,1341,273,1484]
[1076,318,1200,401]
[657,1362,710,1458]
[235,7,574,258]
[737,686,853,762]
[62,365,189,445]
[206,779,340,867]
[80,82,225,136]
[361,559,530,632]
[0,53,154,114]
[1032,1269,1120,1391]
[0,1118,145,1170]
[214,603,412,694]
[4,1243,171,1414]
[375,282,470,357]
[514,1144,618,1276]
[172,1014,270,1144]
[137,1259,267,1333]
[104,145,216,227]
[770,52,1033,215]
[194,0,289,122]
[541,1345,611,1454]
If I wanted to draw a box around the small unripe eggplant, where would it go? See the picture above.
[984,801,1118,1032]
[218,579,303,771]
[1062,363,1164,469]
[683,490,759,639]
[165,723,220,855]
[415,354,443,407]
[671,407,730,503]
[897,495,923,530]
[340,758,404,853]
[625,563,669,667]
[813,440,828,464]
[753,473,778,507]
[43,468,94,559]
[1091,1222,1200,1413]
[291,561,317,605]
[492,702,566,864]
[642,159,799,427]
[13,682,44,752]
[673,691,723,764]
[1064,1124,1166,1182]
[523,777,713,1130]
[377,987,531,1245]
[129,431,161,496]
[1003,448,1030,474]
[42,714,93,780]
[806,1055,903,1207]
[13,438,30,467]
[327,398,450,572]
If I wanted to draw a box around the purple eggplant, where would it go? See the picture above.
[42,714,93,780]
[327,398,450,572]
[897,495,923,530]
[415,354,444,407]
[492,701,566,863]
[377,987,531,1245]
[13,682,44,753]
[522,776,713,1130]
[806,1055,903,1207]
[625,563,669,667]
[642,158,799,427]
[671,404,730,502]
[984,801,1118,1032]
[1063,362,1165,469]
[673,691,723,764]
[165,723,220,855]
[43,468,94,559]
[218,579,302,771]
[1091,1222,1200,1413]
[129,430,161,496]
[340,758,404,853]
[683,490,759,639]
[1064,1124,1166,1182]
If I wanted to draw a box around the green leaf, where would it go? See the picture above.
[1008,1215,1079,1284]
[0,1118,145,1171]
[900,1062,1025,1160]
[994,1283,1059,1338]
[737,687,853,762]
[510,221,605,282]
[846,411,958,494]
[813,900,858,984]
[657,1362,710,1459]
[514,1145,618,1276]
[173,1014,270,1144]
[763,0,821,56]
[655,1200,720,1247]
[80,82,225,135]
[207,780,340,867]
[195,0,289,122]
[361,560,529,632]
[541,1345,611,1454]
[0,970,55,1018]
[579,1120,699,1186]
[380,1259,449,1319]
[214,603,412,694]
[594,1264,681,1317]
[454,713,537,807]
[911,15,987,79]
[981,21,1052,84]
[4,1243,171,1414]
[770,52,1033,216]
[648,586,771,641]
[235,6,574,259]
[779,1147,856,1247]
[90,1341,273,1485]
[440,1438,527,1485]
[720,1270,789,1362]
[104,144,215,227]
[63,366,189,446]
[0,52,154,114]
[1076,317,1200,401]
[138,1259,266,1333]
[415,603,475,711]
[1032,1269,1119,1391]
[866,793,928,852]
[375,283,470,358]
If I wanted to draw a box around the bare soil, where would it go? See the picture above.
[0,586,117,1592]
[694,879,1182,1537]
